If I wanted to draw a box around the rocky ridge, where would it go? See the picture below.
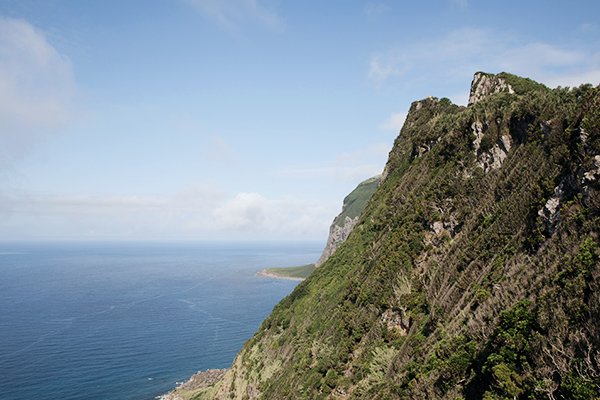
[468,71,515,106]
[176,72,600,400]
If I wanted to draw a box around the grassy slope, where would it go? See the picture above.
[214,75,600,400]
[333,175,381,228]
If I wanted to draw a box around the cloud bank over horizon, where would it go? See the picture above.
[0,184,338,240]
[0,1,598,241]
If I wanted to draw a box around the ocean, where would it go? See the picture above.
[0,241,321,400]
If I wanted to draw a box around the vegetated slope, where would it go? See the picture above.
[333,176,382,228]
[316,176,382,267]
[209,73,600,400]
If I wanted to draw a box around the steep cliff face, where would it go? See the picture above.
[316,176,381,267]
[315,216,358,268]
[195,73,600,400]
[468,72,514,106]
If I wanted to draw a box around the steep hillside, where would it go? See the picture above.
[190,72,600,400]
[255,176,381,281]
[316,176,381,267]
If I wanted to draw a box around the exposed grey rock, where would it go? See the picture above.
[471,121,512,172]
[471,121,486,154]
[538,175,584,235]
[468,72,514,106]
[425,205,462,248]
[178,369,228,391]
[431,221,444,235]
[539,164,600,236]
[158,369,228,400]
[582,155,600,186]
[315,216,359,267]
[581,155,600,205]
[538,183,566,235]
[381,309,410,336]
[246,385,261,398]
[415,137,441,158]
[478,135,512,172]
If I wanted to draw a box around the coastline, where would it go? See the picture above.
[255,269,305,281]
[157,369,228,400]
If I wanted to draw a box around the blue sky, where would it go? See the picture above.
[0,0,598,241]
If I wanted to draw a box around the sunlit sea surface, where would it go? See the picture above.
[0,241,321,400]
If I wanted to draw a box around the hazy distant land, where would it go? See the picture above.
[255,263,316,281]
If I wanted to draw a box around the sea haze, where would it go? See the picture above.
[0,241,321,400]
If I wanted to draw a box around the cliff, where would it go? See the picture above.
[256,176,380,281]
[183,72,600,400]
[315,176,381,267]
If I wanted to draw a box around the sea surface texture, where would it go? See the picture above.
[0,241,320,400]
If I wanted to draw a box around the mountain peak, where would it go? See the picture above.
[165,73,600,400]
[468,71,515,106]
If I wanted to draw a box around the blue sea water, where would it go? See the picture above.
[0,241,321,400]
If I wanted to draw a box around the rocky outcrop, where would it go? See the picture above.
[381,309,410,336]
[174,73,600,400]
[468,71,514,106]
[255,177,380,279]
[178,369,228,391]
[582,155,600,187]
[315,216,359,267]
[315,176,381,267]
[538,181,567,235]
[539,154,600,235]
[471,121,513,172]
[159,369,227,400]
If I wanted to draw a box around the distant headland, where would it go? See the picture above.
[255,175,381,281]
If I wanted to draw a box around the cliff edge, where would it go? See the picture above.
[315,176,381,267]
[185,72,600,400]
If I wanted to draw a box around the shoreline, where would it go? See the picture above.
[255,269,305,281]
[157,369,228,400]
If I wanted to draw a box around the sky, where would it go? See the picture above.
[0,0,598,241]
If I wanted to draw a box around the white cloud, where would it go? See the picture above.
[378,111,407,132]
[0,16,78,166]
[367,27,600,89]
[0,183,337,239]
[183,0,283,33]
[213,192,266,231]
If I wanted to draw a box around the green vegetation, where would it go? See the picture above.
[263,264,316,279]
[201,73,600,400]
[333,175,381,227]
[496,72,550,95]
